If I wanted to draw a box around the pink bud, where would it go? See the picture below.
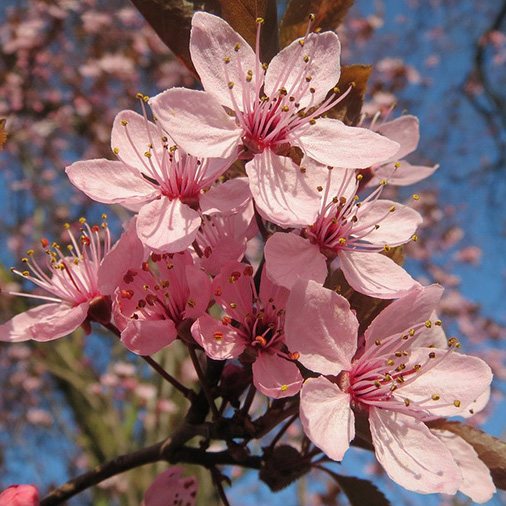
[0,485,39,506]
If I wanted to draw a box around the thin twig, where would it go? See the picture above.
[102,322,195,400]
[210,467,231,506]
[187,344,221,420]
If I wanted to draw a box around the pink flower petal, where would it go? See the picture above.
[284,279,358,375]
[98,217,146,295]
[66,159,155,204]
[121,319,177,355]
[0,303,88,342]
[191,314,246,360]
[142,467,197,506]
[190,11,259,110]
[264,31,341,109]
[0,485,39,506]
[355,199,422,245]
[370,160,439,187]
[397,348,492,418]
[339,251,420,299]
[298,118,400,168]
[431,429,495,504]
[149,88,240,158]
[246,150,321,227]
[264,232,327,290]
[252,352,303,399]
[374,115,420,161]
[111,110,162,168]
[200,177,251,215]
[136,198,201,253]
[299,376,354,461]
[364,284,444,348]
[200,237,247,276]
[369,408,461,494]
[183,264,212,320]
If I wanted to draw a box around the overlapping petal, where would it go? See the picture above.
[264,232,327,290]
[121,319,177,356]
[285,280,358,375]
[369,408,461,494]
[298,117,400,168]
[339,251,420,299]
[299,376,354,461]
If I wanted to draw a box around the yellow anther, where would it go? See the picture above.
[256,17,264,24]
[230,302,236,309]
[356,174,363,180]
[375,339,381,346]
[187,299,196,308]
[374,381,381,388]
[414,364,421,371]
[22,271,30,276]
[429,352,436,359]
[280,384,288,392]
[454,400,461,407]
[281,106,289,112]
[299,167,306,173]
[338,238,346,245]
[411,234,418,242]
[234,43,241,51]
[21,257,28,263]
[380,180,387,186]
[136,92,143,99]
[309,87,315,94]
[102,213,107,219]
[435,319,442,326]
[303,55,309,63]
[305,76,312,82]
[404,398,411,406]
[425,320,432,328]
[299,40,305,47]
[113,147,119,154]
[333,86,340,93]
[228,81,234,89]
[79,217,86,224]
[143,95,149,102]
[316,185,323,192]
[224,56,231,64]
[144,151,151,158]
[315,27,322,33]
[121,120,128,126]
[309,13,315,21]
[390,206,396,212]
[413,194,420,200]
[409,329,415,336]
[432,394,440,401]
[383,244,391,252]
[387,359,394,366]
[394,162,401,168]
[309,119,316,125]
[27,249,34,255]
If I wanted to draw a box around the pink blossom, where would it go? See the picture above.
[142,467,197,506]
[265,168,422,298]
[0,217,142,342]
[191,261,302,398]
[0,485,39,506]
[284,281,493,494]
[114,250,211,355]
[66,102,235,253]
[195,184,257,275]
[365,114,438,187]
[149,12,399,227]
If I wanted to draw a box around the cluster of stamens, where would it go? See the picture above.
[113,95,224,205]
[223,15,351,158]
[118,252,195,324]
[7,216,110,305]
[343,320,462,418]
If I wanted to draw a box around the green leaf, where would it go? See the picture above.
[280,0,355,48]
[429,419,506,490]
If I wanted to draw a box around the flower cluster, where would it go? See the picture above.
[0,10,497,504]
